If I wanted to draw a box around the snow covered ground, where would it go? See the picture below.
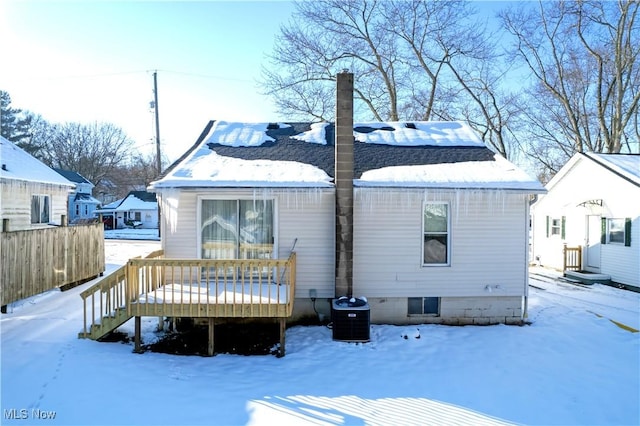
[104,228,161,241]
[1,237,638,426]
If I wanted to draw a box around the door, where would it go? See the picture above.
[200,199,275,278]
[586,215,601,270]
[200,199,274,260]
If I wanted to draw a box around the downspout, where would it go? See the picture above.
[523,196,531,322]
[335,71,354,298]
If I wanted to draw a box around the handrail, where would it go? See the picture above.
[79,264,127,338]
[79,250,164,338]
[563,245,582,272]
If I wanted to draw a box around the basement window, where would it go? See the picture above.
[31,195,50,224]
[408,297,440,316]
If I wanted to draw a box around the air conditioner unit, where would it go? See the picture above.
[331,297,370,342]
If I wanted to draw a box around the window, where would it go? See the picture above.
[607,218,625,244]
[423,203,449,265]
[31,195,50,224]
[134,212,141,221]
[546,216,565,239]
[408,297,440,316]
[75,204,80,216]
[201,199,274,260]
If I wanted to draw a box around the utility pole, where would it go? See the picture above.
[153,71,161,175]
[152,71,162,239]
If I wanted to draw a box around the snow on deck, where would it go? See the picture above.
[137,281,289,305]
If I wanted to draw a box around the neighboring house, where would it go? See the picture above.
[0,136,75,231]
[531,152,640,289]
[148,76,545,326]
[94,191,158,229]
[53,168,101,223]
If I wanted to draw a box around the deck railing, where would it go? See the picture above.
[563,245,582,271]
[125,252,296,319]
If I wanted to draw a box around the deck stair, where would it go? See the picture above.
[78,258,140,340]
[80,307,132,340]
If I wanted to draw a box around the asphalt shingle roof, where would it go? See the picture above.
[206,122,495,179]
[53,168,92,185]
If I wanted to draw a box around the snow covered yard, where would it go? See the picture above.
[1,239,638,426]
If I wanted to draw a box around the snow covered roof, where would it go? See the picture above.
[118,192,157,211]
[95,191,157,212]
[150,121,544,192]
[73,193,101,204]
[545,152,640,191]
[585,153,640,187]
[0,136,75,187]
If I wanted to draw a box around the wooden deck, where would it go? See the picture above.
[79,250,296,356]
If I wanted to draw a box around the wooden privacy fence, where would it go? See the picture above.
[563,245,582,272]
[1,222,105,308]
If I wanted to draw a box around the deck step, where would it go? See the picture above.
[79,307,132,341]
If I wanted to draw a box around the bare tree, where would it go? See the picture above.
[39,121,136,189]
[501,0,640,172]
[261,0,400,121]
[260,0,520,158]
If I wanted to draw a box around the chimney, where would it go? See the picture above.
[335,71,354,297]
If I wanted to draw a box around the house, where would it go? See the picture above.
[530,152,640,289]
[94,190,158,229]
[147,73,545,326]
[53,168,101,223]
[0,136,75,231]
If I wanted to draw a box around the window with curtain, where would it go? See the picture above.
[31,195,50,224]
[201,199,274,260]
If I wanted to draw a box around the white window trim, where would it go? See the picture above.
[197,195,279,259]
[421,201,451,267]
[606,218,625,245]
[31,194,51,224]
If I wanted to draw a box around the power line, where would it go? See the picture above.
[156,69,254,83]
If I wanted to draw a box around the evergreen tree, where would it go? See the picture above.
[0,91,33,146]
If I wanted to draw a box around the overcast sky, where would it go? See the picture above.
[1,1,296,162]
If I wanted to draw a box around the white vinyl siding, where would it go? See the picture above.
[157,188,335,299]
[601,217,640,287]
[531,156,640,286]
[0,179,70,230]
[354,189,529,298]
